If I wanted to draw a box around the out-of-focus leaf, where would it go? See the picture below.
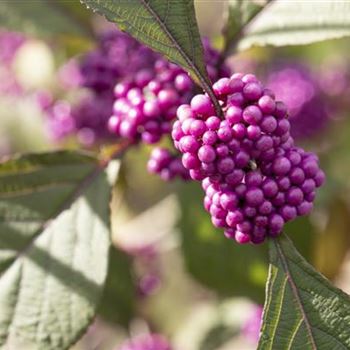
[314,198,350,280]
[0,151,119,350]
[179,182,267,303]
[0,0,92,37]
[259,234,350,349]
[199,324,238,350]
[284,215,316,263]
[224,0,271,53]
[98,246,136,327]
[80,0,219,110]
[238,1,350,51]
[55,0,93,30]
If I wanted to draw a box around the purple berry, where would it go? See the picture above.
[245,171,263,187]
[243,82,263,100]
[235,231,251,244]
[280,205,297,222]
[273,157,292,175]
[269,214,284,236]
[243,105,263,125]
[245,188,264,207]
[191,94,214,116]
[226,210,244,227]
[297,201,313,215]
[217,157,235,174]
[286,187,304,206]
[258,95,276,114]
[262,179,279,198]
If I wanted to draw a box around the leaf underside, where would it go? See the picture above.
[239,1,350,50]
[258,234,350,350]
[0,152,117,350]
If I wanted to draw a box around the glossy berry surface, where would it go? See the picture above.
[147,147,190,181]
[44,29,158,145]
[173,73,325,244]
[173,73,293,184]
[202,147,324,244]
[109,39,229,145]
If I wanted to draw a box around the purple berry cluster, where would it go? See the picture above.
[44,29,158,145]
[119,334,171,350]
[108,40,229,145]
[173,73,293,182]
[267,65,329,139]
[80,30,158,93]
[202,146,324,244]
[44,93,114,146]
[147,147,190,181]
[172,73,325,244]
[319,57,350,112]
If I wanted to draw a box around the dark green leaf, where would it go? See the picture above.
[0,151,119,350]
[239,1,350,51]
[0,0,92,37]
[80,0,219,111]
[98,246,136,326]
[179,182,267,302]
[259,234,350,349]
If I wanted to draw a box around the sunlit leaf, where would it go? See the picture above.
[0,151,119,350]
[239,0,350,50]
[224,0,271,54]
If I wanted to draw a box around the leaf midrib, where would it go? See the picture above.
[139,1,199,79]
[273,238,317,350]
[138,0,217,105]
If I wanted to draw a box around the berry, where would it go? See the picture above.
[109,39,229,145]
[172,72,326,244]
[201,147,323,244]
[267,64,329,139]
[147,147,189,181]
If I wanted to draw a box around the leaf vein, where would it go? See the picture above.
[274,238,317,350]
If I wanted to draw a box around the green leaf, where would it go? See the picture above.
[284,216,316,262]
[0,0,92,37]
[223,0,270,54]
[314,198,350,280]
[179,182,267,302]
[98,246,136,326]
[80,0,219,112]
[199,324,238,350]
[259,234,350,349]
[238,1,350,51]
[0,151,119,350]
